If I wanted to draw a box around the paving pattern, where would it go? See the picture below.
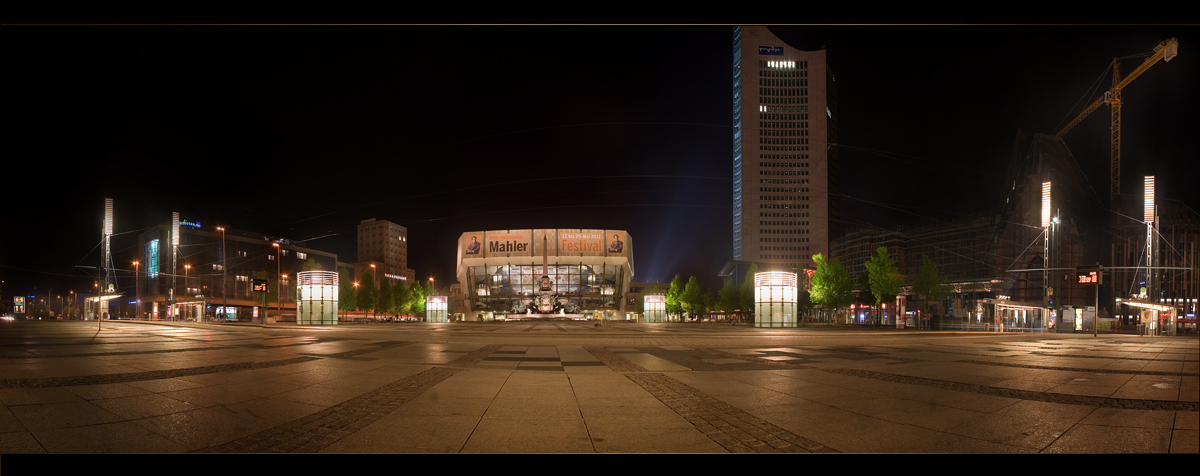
[0,356,321,389]
[0,321,1195,454]
[199,367,461,453]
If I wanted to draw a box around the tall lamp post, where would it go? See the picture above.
[132,261,140,320]
[184,264,191,321]
[272,242,281,324]
[217,226,226,322]
[370,264,377,319]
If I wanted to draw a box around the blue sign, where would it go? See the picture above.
[759,46,784,55]
[181,220,201,229]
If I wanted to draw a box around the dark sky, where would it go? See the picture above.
[4,24,1196,301]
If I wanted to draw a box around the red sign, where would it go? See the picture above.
[1076,271,1099,284]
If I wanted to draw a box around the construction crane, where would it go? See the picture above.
[1054,37,1179,207]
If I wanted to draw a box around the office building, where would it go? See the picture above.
[731,26,838,274]
[354,218,416,285]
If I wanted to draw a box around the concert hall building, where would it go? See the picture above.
[455,229,633,320]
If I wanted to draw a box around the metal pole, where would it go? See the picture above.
[1095,264,1101,337]
[220,227,226,323]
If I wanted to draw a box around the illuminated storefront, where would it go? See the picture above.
[456,229,633,320]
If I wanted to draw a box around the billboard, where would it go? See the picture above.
[558,229,604,255]
[146,239,160,278]
[459,229,630,259]
[485,230,531,255]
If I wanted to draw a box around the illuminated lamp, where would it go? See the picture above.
[1144,176,1154,223]
[1041,182,1051,228]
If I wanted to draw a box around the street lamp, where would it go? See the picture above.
[217,226,226,322]
[272,242,281,324]
[184,264,191,321]
[353,281,359,319]
[132,261,140,321]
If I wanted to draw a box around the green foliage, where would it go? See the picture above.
[739,263,758,313]
[378,279,393,316]
[394,280,410,314]
[666,275,684,317]
[338,267,356,312]
[302,258,323,271]
[682,276,703,318]
[810,254,853,310]
[718,278,738,312]
[865,246,902,309]
[408,280,427,314]
[357,272,377,314]
[703,290,718,317]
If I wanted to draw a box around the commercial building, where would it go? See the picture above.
[455,229,633,320]
[354,218,415,286]
[135,221,337,322]
[731,26,839,274]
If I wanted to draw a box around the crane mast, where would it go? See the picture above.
[1053,38,1178,207]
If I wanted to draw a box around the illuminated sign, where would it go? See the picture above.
[180,220,201,229]
[146,239,160,278]
[1076,270,1101,285]
[252,279,268,292]
[486,230,530,254]
[14,297,24,313]
[559,231,603,253]
[759,46,783,55]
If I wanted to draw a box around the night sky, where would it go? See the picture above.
[4,23,1196,302]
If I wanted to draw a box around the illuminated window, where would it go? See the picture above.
[297,252,307,260]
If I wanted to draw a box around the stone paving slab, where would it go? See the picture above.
[1,321,1196,454]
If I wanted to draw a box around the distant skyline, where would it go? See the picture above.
[4,23,1195,300]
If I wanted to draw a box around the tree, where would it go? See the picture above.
[378,279,393,318]
[408,280,427,315]
[718,278,738,314]
[681,276,703,319]
[393,279,410,314]
[302,258,323,271]
[703,290,718,320]
[358,272,377,317]
[913,254,949,328]
[739,263,759,320]
[338,267,356,315]
[865,246,903,326]
[665,275,684,319]
[810,254,852,319]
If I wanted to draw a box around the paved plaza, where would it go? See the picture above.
[0,319,1196,454]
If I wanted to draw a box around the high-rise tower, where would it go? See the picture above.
[732,26,838,273]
